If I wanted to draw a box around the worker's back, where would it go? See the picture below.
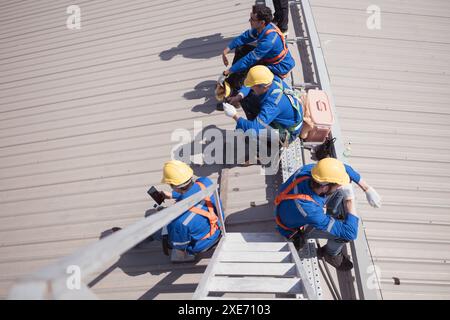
[167,177,223,254]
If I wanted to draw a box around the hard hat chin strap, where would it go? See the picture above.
[173,178,193,190]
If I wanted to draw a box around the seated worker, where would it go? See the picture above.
[159,160,224,262]
[221,4,295,80]
[275,158,382,271]
[222,65,303,145]
[217,4,295,110]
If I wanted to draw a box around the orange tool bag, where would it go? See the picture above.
[300,89,334,143]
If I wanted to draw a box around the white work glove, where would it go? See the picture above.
[339,184,354,200]
[365,187,382,208]
[223,102,237,118]
[217,73,226,85]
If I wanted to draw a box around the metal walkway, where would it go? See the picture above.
[193,232,321,300]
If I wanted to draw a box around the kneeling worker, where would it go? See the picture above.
[275,158,381,271]
[222,65,303,145]
[160,160,224,262]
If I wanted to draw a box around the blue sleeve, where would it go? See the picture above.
[236,100,280,133]
[344,164,361,183]
[303,202,359,241]
[168,221,192,251]
[228,29,258,50]
[326,213,359,241]
[172,190,181,200]
[238,86,251,97]
[230,32,276,73]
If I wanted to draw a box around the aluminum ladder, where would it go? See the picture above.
[193,232,322,300]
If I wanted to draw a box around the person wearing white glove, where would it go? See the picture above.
[336,164,382,209]
[222,102,239,121]
[364,186,381,208]
[339,180,382,208]
[353,179,382,208]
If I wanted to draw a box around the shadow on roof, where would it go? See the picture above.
[159,33,233,61]
[184,80,218,115]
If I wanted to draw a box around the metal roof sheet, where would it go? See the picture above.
[1,0,449,300]
[0,0,249,299]
[310,0,450,299]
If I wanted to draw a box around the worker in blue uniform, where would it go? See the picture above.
[159,160,224,262]
[221,4,295,79]
[216,4,295,111]
[275,158,382,270]
[222,65,303,145]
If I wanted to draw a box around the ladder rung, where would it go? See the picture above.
[215,263,297,277]
[223,242,289,252]
[193,233,322,300]
[209,277,303,294]
[220,251,291,263]
[225,233,286,243]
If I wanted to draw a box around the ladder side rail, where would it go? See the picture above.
[9,183,218,300]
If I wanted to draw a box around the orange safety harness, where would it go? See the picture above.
[274,176,318,235]
[261,23,289,66]
[188,181,220,240]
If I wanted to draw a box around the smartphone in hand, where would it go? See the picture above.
[147,186,165,205]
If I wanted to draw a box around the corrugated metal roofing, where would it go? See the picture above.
[309,0,450,299]
[0,0,250,299]
[2,0,449,300]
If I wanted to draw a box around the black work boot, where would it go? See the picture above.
[317,246,353,271]
[292,232,305,251]
[291,232,306,251]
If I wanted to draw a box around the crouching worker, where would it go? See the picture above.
[158,160,224,263]
[221,4,295,83]
[275,158,381,271]
[222,65,303,146]
[216,4,295,111]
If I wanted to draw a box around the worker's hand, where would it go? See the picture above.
[339,184,355,201]
[365,187,382,208]
[227,93,243,106]
[222,48,230,66]
[161,191,172,199]
[223,102,237,118]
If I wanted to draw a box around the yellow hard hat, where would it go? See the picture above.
[215,81,231,101]
[311,158,350,185]
[161,160,193,186]
[244,65,274,87]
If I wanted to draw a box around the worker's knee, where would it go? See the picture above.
[338,232,357,242]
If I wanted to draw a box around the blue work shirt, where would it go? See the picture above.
[227,23,295,77]
[236,76,302,136]
[168,177,224,254]
[276,164,361,240]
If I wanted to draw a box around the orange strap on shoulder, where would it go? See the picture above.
[274,176,316,206]
[189,181,219,240]
[274,176,318,235]
[261,24,288,65]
